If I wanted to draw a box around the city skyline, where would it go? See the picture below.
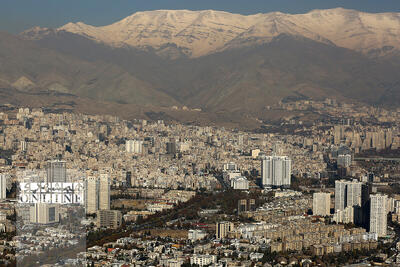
[1,102,399,265]
[0,0,400,265]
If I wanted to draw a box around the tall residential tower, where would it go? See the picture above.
[261,156,291,188]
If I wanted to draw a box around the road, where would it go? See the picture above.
[354,157,400,162]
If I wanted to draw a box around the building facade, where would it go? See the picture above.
[369,194,388,237]
[126,140,143,154]
[337,154,352,168]
[230,176,249,190]
[190,255,216,266]
[86,174,111,214]
[261,156,291,188]
[216,221,234,239]
[99,173,110,210]
[97,210,122,229]
[46,160,67,183]
[313,192,331,216]
[0,174,7,200]
[30,203,60,224]
[335,179,362,212]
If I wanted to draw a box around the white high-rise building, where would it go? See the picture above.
[126,140,133,153]
[190,255,217,267]
[85,174,111,214]
[99,174,110,210]
[20,140,27,152]
[188,229,207,241]
[333,206,354,224]
[230,176,249,190]
[126,140,143,154]
[337,154,352,168]
[86,176,99,214]
[313,192,331,216]
[0,174,7,200]
[370,194,388,237]
[335,179,362,212]
[261,156,291,188]
[346,180,362,208]
[223,170,241,183]
[335,180,347,211]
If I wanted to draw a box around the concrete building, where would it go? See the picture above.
[223,170,241,183]
[230,176,249,190]
[190,255,216,266]
[335,180,347,212]
[188,229,207,242]
[223,162,238,172]
[166,142,177,155]
[333,206,354,224]
[99,173,110,210]
[337,154,352,168]
[238,199,256,214]
[86,174,111,214]
[97,210,122,229]
[86,176,99,214]
[333,125,345,145]
[125,171,132,188]
[0,174,7,200]
[313,192,331,216]
[126,140,143,154]
[20,140,27,152]
[251,149,260,159]
[216,221,234,239]
[46,160,67,183]
[369,194,388,237]
[335,180,362,212]
[238,199,247,214]
[261,156,291,188]
[30,203,59,225]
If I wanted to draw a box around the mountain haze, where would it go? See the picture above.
[0,31,178,106]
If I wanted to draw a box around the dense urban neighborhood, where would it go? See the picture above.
[0,98,397,266]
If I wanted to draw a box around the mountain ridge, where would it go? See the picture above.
[1,9,399,125]
[21,8,400,58]
[0,31,179,107]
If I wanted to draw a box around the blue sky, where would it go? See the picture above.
[1,0,400,33]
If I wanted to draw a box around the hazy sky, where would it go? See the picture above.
[1,0,400,33]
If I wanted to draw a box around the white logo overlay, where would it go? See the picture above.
[19,182,85,204]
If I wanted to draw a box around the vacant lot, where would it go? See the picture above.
[111,199,147,210]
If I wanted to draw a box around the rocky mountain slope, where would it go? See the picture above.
[22,8,400,58]
[0,31,178,106]
[0,8,399,124]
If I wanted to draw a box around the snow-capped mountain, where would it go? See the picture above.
[6,8,400,118]
[22,8,400,57]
